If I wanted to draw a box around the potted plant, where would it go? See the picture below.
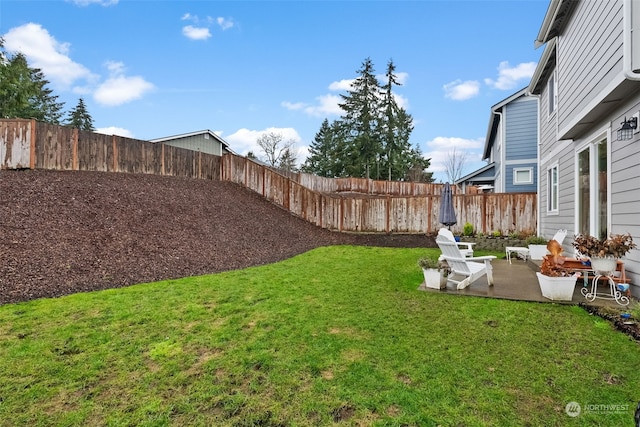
[536,240,579,301]
[572,233,637,273]
[418,257,449,289]
[526,235,549,260]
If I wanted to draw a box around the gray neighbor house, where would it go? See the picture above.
[150,130,233,156]
[456,88,538,194]
[530,0,640,297]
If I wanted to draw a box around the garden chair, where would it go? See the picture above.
[436,235,496,290]
[506,229,567,264]
[437,227,475,258]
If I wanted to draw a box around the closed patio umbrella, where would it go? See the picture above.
[438,182,457,230]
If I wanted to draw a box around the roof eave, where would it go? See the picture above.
[534,0,564,47]
[528,38,557,95]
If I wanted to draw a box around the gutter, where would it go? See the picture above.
[535,0,563,48]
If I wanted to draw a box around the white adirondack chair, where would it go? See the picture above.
[437,228,475,258]
[436,235,496,290]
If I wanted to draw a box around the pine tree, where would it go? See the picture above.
[278,147,298,174]
[309,57,420,181]
[302,119,343,177]
[338,57,383,179]
[379,59,417,181]
[0,44,65,124]
[66,98,95,131]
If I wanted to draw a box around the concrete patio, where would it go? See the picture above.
[419,257,634,308]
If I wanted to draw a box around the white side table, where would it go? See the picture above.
[505,247,530,264]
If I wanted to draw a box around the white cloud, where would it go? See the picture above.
[423,136,485,181]
[95,126,134,138]
[287,70,410,119]
[443,80,480,101]
[67,0,118,6]
[93,61,154,106]
[281,101,306,111]
[181,13,233,39]
[217,17,234,30]
[281,94,343,118]
[2,23,96,90]
[394,72,409,85]
[182,25,211,41]
[225,127,302,159]
[484,61,537,90]
[328,79,354,91]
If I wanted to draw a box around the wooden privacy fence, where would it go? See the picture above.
[1,119,221,179]
[1,119,537,235]
[221,155,537,235]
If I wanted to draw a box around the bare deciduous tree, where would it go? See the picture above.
[256,132,296,167]
[443,147,468,183]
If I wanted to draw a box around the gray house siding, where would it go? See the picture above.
[503,98,538,193]
[162,135,224,156]
[610,102,640,286]
[504,99,537,161]
[558,0,624,136]
[532,0,640,297]
[461,88,538,193]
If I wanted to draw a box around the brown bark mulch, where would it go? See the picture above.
[0,169,433,305]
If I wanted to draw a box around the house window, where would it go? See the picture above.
[547,165,558,213]
[577,138,608,239]
[548,71,557,116]
[513,168,533,185]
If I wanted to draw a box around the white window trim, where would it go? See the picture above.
[573,128,611,237]
[548,69,557,119]
[547,163,559,215]
[513,167,534,185]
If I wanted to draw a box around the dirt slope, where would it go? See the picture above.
[0,169,433,305]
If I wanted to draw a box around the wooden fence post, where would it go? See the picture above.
[482,193,487,234]
[29,119,36,169]
[385,195,391,233]
[112,135,117,172]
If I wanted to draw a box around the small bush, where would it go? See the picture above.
[463,222,474,236]
[526,236,548,245]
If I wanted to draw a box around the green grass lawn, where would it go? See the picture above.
[0,246,638,426]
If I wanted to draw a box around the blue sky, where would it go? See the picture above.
[1,0,549,182]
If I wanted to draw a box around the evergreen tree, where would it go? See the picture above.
[278,147,298,174]
[338,57,383,179]
[66,98,94,131]
[302,119,342,177]
[0,42,64,124]
[308,57,422,181]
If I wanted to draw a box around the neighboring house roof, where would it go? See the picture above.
[455,162,495,186]
[482,87,529,160]
[150,129,234,153]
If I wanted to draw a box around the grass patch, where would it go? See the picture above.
[0,246,638,426]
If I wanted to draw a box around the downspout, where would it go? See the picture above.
[534,94,541,237]
[624,0,640,79]
[495,111,504,193]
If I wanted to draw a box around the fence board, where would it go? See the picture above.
[1,119,33,169]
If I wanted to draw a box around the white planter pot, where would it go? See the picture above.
[590,257,617,274]
[423,268,446,289]
[528,245,549,260]
[536,272,577,301]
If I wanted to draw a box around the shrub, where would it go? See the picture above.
[526,236,548,245]
[463,222,474,236]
